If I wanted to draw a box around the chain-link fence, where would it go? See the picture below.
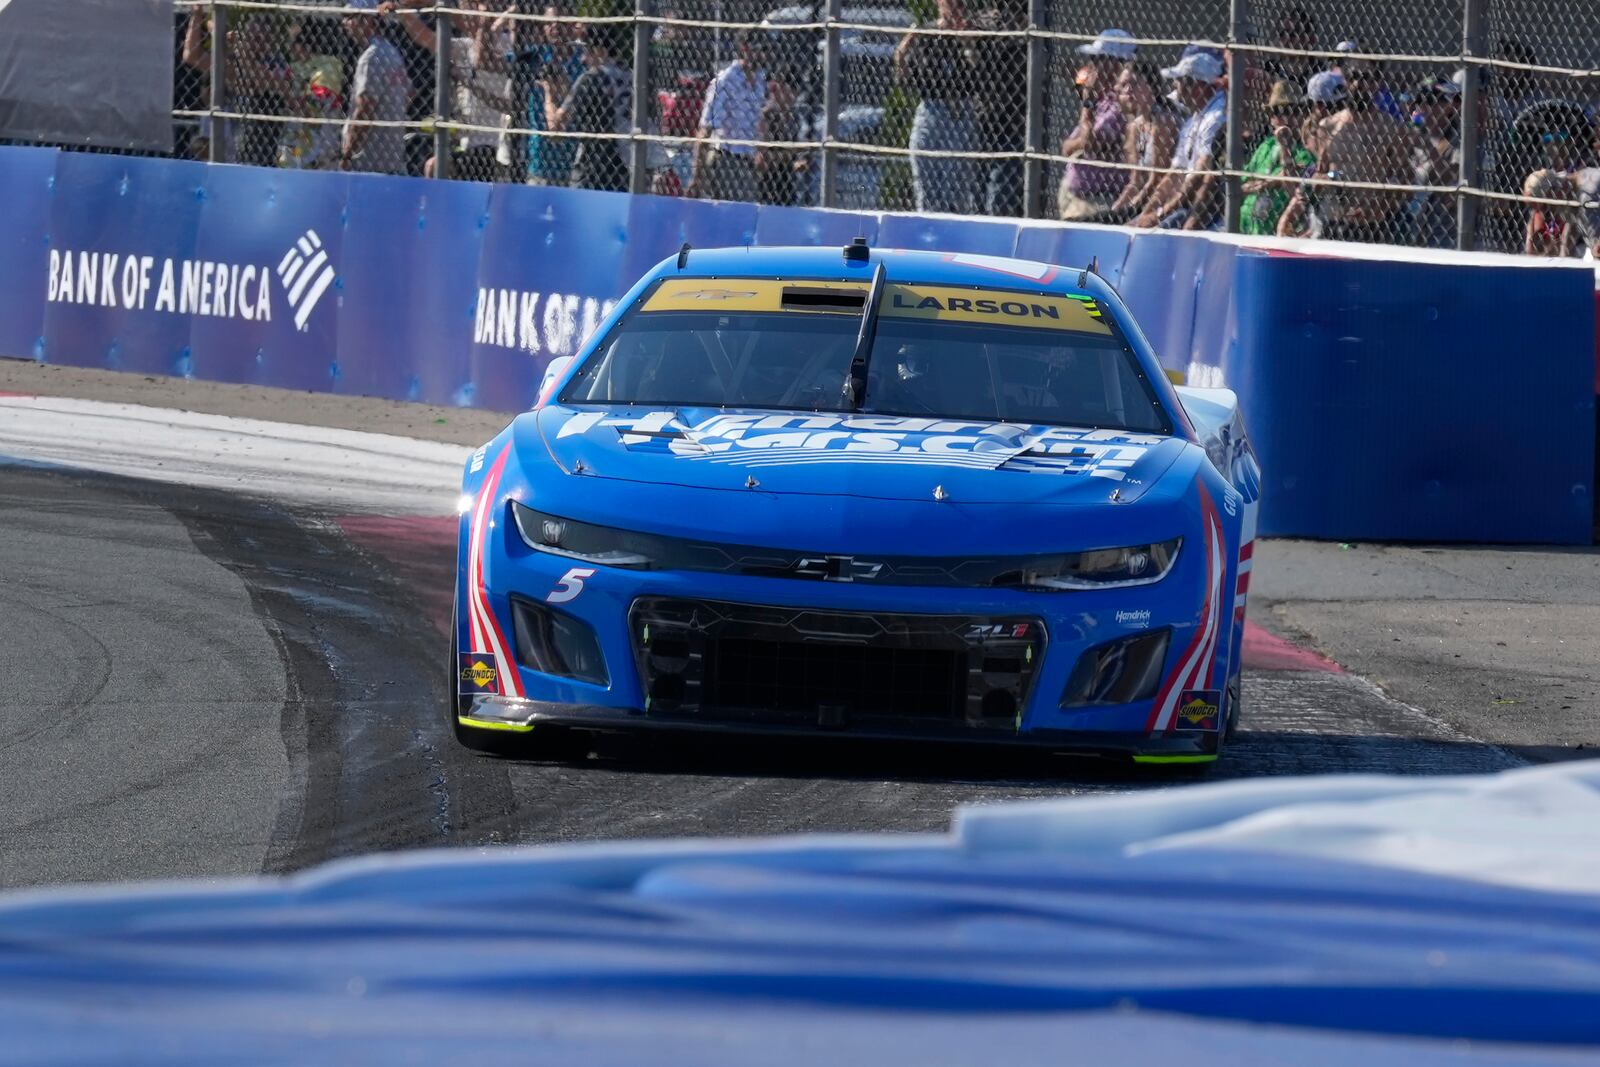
[64,2,1600,258]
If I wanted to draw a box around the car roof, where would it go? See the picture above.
[664,246,1095,295]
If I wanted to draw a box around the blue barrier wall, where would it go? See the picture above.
[0,146,1591,543]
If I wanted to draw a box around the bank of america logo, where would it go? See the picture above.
[276,229,336,331]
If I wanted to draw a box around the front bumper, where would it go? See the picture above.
[460,502,1235,763]
[458,695,1220,762]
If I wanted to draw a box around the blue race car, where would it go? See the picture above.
[452,242,1260,766]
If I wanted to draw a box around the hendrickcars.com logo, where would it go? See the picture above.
[45,228,336,332]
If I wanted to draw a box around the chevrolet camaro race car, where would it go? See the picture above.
[452,243,1260,765]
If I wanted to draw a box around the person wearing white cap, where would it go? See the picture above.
[1055,29,1135,221]
[1299,70,1345,157]
[1131,49,1226,229]
[1079,28,1137,61]
[342,0,412,174]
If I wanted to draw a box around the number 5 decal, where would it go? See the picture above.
[547,567,596,604]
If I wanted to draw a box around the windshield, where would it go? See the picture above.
[562,281,1172,434]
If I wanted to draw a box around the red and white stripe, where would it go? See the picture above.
[1233,539,1253,632]
[1145,489,1226,733]
[463,446,523,699]
[1232,497,1259,631]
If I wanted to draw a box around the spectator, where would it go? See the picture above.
[1522,170,1580,257]
[756,71,802,206]
[1276,72,1344,238]
[1107,63,1179,221]
[277,18,346,170]
[1331,40,1403,119]
[894,0,980,215]
[1298,69,1345,158]
[650,7,711,196]
[180,11,292,167]
[1056,28,1136,221]
[1239,80,1315,236]
[1409,75,1462,248]
[689,31,767,202]
[655,72,710,195]
[543,24,632,192]
[510,5,588,187]
[342,0,412,174]
[383,0,514,181]
[1312,58,1415,243]
[974,0,1028,216]
[1262,7,1317,90]
[1492,38,1547,131]
[178,11,215,160]
[1130,50,1226,229]
[1521,166,1600,259]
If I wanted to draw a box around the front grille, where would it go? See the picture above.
[630,597,1045,734]
[708,638,966,719]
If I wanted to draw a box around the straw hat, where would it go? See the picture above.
[1266,79,1303,110]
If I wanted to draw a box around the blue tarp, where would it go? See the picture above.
[3,761,1599,1065]
[0,146,1592,541]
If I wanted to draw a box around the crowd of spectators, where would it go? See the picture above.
[1043,31,1452,244]
[167,3,1600,259]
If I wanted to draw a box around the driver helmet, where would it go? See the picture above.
[895,343,928,382]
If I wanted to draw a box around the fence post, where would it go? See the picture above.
[1022,0,1044,219]
[434,7,452,179]
[820,0,842,208]
[631,0,651,193]
[208,2,226,164]
[1457,0,1485,250]
[1222,0,1247,233]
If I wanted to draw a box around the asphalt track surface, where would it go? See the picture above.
[0,389,1545,890]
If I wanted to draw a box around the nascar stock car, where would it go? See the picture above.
[452,241,1260,765]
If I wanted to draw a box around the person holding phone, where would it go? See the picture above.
[1239,80,1315,235]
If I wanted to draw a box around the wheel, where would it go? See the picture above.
[1225,673,1242,740]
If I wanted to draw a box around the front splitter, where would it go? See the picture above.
[458,696,1220,761]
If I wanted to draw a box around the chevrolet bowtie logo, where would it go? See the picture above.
[683,288,758,300]
[794,555,884,582]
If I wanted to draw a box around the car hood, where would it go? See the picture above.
[534,405,1187,507]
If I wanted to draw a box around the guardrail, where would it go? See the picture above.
[0,146,1591,542]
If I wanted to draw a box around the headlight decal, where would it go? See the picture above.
[513,501,1181,592]
[513,502,658,569]
[1005,539,1181,592]
[1145,486,1226,734]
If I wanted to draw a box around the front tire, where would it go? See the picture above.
[1225,673,1242,740]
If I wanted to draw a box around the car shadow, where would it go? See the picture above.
[495,725,1542,788]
